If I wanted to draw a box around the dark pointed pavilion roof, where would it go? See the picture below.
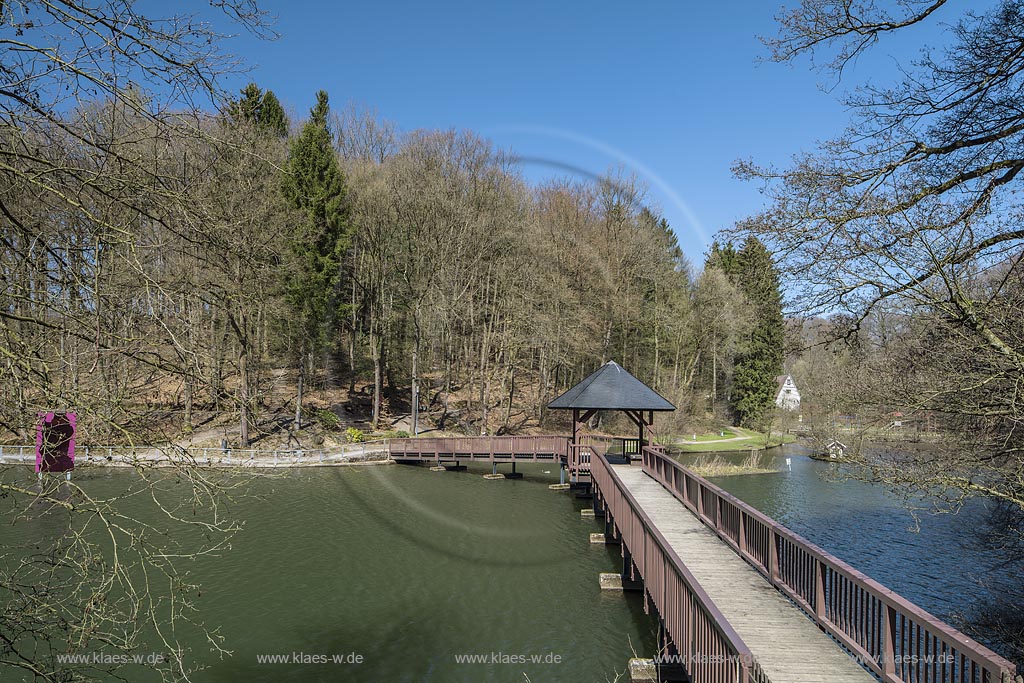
[547,361,676,412]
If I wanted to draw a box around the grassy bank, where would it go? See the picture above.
[664,427,796,453]
[685,452,781,477]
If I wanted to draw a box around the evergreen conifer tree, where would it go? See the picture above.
[228,83,289,137]
[281,90,352,427]
[706,237,784,425]
[730,237,785,425]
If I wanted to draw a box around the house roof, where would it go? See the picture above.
[776,374,794,390]
[547,361,676,412]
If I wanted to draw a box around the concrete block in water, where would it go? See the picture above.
[483,473,504,480]
[590,533,607,544]
[580,508,595,518]
[600,572,623,590]
[548,483,570,491]
[628,658,657,682]
[599,572,643,591]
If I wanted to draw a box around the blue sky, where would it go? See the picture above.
[211,0,962,266]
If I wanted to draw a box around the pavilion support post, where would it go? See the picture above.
[571,408,580,481]
[631,410,655,451]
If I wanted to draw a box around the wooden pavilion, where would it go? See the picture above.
[548,361,675,480]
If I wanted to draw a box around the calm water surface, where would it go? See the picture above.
[3,464,657,683]
[4,446,1021,680]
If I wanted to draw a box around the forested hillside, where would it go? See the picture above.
[1,84,784,445]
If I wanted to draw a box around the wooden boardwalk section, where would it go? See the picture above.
[613,463,874,683]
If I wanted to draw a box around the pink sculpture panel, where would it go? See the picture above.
[35,411,76,473]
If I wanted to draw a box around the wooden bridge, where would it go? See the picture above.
[387,434,1019,683]
[388,433,638,482]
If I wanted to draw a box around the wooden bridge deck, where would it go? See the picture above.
[613,463,876,683]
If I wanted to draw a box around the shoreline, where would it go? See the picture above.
[0,458,394,470]
[0,447,392,470]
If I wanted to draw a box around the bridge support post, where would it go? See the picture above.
[505,461,522,479]
[655,624,688,682]
[573,482,593,499]
[604,517,620,544]
[603,548,642,590]
[622,546,634,580]
[484,461,504,479]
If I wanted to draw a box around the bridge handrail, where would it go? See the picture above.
[577,434,641,453]
[640,446,1018,683]
[591,446,767,683]
[387,434,571,457]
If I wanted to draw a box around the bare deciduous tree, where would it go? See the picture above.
[733,0,1024,511]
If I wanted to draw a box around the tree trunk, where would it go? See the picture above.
[211,312,222,411]
[505,364,514,430]
[712,341,718,405]
[239,344,249,447]
[294,342,304,432]
[349,247,358,393]
[672,331,682,389]
[442,328,452,429]
[478,288,491,435]
[372,340,382,430]
[370,303,382,430]
[322,352,329,400]
[348,330,356,394]
[537,347,546,421]
[183,372,193,434]
[411,314,420,435]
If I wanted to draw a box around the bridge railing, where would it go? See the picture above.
[577,434,642,457]
[641,446,1018,683]
[591,446,767,683]
[387,435,570,459]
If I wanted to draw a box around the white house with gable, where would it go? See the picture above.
[775,374,801,411]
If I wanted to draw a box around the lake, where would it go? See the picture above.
[2,445,1020,681]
